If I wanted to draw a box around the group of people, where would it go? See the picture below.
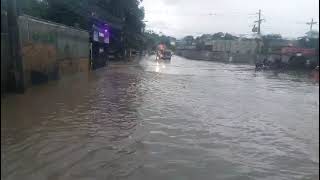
[255,58,283,71]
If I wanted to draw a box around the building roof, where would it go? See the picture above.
[306,31,319,38]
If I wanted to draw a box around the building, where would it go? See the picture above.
[306,31,319,39]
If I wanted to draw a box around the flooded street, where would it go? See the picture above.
[1,55,319,180]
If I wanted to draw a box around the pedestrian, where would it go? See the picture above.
[263,58,268,66]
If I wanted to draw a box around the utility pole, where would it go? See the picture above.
[306,18,317,31]
[255,9,264,35]
[252,9,264,57]
[7,0,25,93]
[258,9,261,34]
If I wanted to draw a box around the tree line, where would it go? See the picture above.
[143,30,176,51]
[180,32,319,52]
[2,0,161,51]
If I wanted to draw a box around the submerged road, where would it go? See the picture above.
[1,55,319,180]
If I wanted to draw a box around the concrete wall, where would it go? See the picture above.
[1,11,9,94]
[211,39,259,54]
[176,49,256,64]
[228,53,257,64]
[18,15,89,87]
[1,34,9,93]
[176,39,259,64]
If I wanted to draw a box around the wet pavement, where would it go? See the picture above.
[1,55,319,180]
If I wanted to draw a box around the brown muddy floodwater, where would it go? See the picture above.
[1,55,319,180]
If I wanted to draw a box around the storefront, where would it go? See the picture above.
[90,20,110,70]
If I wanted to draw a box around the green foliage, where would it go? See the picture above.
[261,34,283,54]
[142,30,175,51]
[18,0,146,50]
[210,32,238,40]
[262,34,282,40]
[191,32,238,50]
[183,35,194,45]
[224,33,238,40]
[298,37,319,49]
[44,0,87,28]
[19,0,48,18]
[211,32,224,40]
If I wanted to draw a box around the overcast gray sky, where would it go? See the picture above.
[142,0,319,39]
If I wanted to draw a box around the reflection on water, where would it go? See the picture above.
[311,69,319,83]
[1,55,319,180]
[154,60,167,73]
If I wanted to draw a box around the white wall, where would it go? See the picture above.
[211,39,259,55]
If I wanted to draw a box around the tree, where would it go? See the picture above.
[17,0,147,50]
[262,34,282,40]
[143,31,158,50]
[19,0,48,18]
[45,0,89,28]
[261,34,283,54]
[141,31,176,51]
[210,32,238,40]
[194,36,205,50]
[298,36,319,49]
[212,32,224,40]
[122,1,145,50]
[183,35,194,45]
[224,33,238,40]
[301,38,317,48]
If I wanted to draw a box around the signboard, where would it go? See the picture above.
[92,25,109,44]
[104,33,109,44]
[93,31,98,42]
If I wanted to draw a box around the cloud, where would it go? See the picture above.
[161,0,182,6]
[142,0,319,38]
[147,20,169,30]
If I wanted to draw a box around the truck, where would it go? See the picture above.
[156,44,172,60]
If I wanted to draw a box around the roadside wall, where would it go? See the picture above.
[18,15,89,87]
[176,50,256,64]
[1,11,9,94]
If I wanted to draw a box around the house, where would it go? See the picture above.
[306,31,319,39]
